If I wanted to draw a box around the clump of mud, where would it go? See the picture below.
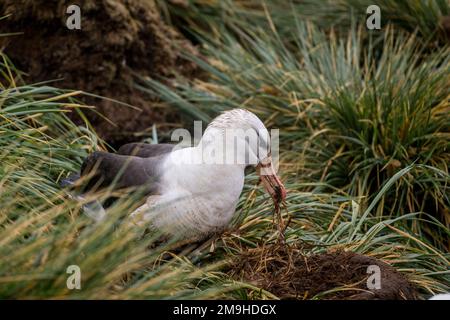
[0,0,199,145]
[232,243,419,300]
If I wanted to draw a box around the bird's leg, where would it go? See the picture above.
[129,195,161,225]
[129,202,151,226]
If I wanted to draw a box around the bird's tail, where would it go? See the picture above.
[60,173,106,222]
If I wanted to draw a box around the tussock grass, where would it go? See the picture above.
[158,0,450,44]
[137,7,450,298]
[1,2,449,299]
[139,22,450,249]
[0,59,234,299]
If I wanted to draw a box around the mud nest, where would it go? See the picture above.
[232,243,419,300]
[0,0,199,145]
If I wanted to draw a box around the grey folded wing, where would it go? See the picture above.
[80,151,168,194]
[76,142,174,194]
[117,143,174,158]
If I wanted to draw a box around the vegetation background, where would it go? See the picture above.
[0,0,448,299]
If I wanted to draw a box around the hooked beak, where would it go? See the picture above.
[257,157,286,204]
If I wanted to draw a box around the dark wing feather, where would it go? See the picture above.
[80,151,166,194]
[117,143,174,158]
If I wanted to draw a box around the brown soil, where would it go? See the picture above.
[232,243,419,300]
[0,0,199,145]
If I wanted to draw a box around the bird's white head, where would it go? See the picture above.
[201,109,286,203]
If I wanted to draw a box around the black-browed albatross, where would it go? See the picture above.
[74,109,286,242]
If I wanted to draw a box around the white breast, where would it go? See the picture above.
[141,147,245,241]
[429,293,450,300]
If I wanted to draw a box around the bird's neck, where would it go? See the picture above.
[163,146,246,196]
[194,128,251,170]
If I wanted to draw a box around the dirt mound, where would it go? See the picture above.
[0,0,198,145]
[232,244,419,300]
